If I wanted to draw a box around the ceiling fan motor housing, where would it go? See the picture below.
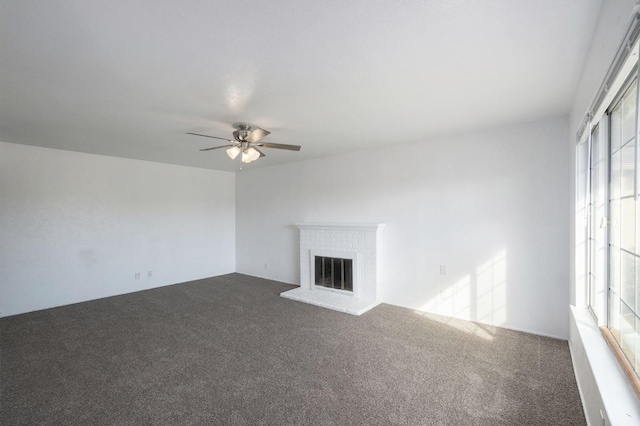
[233,129,250,142]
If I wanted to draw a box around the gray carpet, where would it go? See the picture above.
[1,273,585,425]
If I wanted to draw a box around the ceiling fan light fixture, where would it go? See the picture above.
[226,146,241,159]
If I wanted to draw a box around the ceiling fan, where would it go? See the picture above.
[186,123,301,164]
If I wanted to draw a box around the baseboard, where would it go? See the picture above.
[234,271,299,286]
[382,301,567,340]
[493,323,567,341]
[0,271,235,319]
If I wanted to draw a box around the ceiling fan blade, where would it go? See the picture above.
[186,132,233,142]
[257,142,301,151]
[254,147,267,157]
[246,127,271,143]
[199,145,231,151]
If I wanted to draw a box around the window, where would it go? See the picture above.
[607,78,640,373]
[588,123,606,322]
[581,72,640,392]
[575,4,640,401]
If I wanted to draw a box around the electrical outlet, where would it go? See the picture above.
[264,262,269,270]
[134,272,140,280]
[439,265,446,275]
[148,271,152,278]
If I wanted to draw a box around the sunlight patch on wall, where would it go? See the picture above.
[476,250,506,326]
[421,274,471,319]
[417,250,507,333]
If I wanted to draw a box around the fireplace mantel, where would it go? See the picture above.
[295,223,386,231]
[281,222,385,315]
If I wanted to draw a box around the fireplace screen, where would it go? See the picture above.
[314,256,353,292]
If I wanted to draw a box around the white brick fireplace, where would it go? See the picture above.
[280,223,385,315]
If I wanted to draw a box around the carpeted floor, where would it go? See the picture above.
[1,273,585,425]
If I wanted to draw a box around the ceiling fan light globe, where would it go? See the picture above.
[241,150,252,163]
[245,147,260,162]
[226,146,241,159]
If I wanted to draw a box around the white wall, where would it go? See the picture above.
[0,142,235,317]
[568,1,640,424]
[236,116,569,338]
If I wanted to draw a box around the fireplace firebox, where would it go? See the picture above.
[314,256,353,292]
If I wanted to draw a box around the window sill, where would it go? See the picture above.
[600,326,640,400]
[570,306,640,425]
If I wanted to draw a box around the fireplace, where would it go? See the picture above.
[280,223,385,315]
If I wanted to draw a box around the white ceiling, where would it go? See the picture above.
[0,0,603,172]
